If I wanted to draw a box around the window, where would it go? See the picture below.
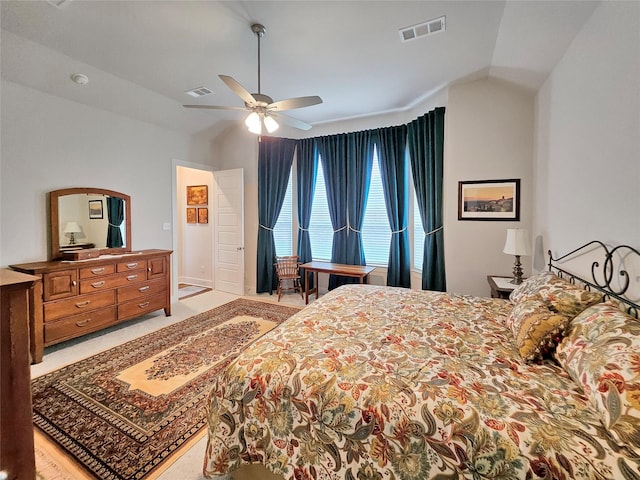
[361,148,392,265]
[273,171,293,256]
[413,190,424,270]
[308,159,333,261]
[309,150,393,265]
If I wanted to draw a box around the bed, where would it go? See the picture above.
[203,242,640,480]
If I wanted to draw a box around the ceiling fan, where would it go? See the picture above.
[184,23,323,134]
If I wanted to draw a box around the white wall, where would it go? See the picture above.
[0,80,213,273]
[444,78,534,296]
[534,1,640,256]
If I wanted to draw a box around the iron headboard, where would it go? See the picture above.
[548,240,640,319]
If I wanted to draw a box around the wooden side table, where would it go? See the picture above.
[487,275,521,299]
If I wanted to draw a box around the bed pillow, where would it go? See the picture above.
[509,271,602,317]
[554,302,640,449]
[506,295,570,362]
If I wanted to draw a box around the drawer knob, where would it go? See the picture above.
[76,319,90,327]
[148,267,152,272]
[139,301,150,308]
[72,280,77,286]
[127,275,138,281]
[126,263,138,269]
[91,281,106,288]
[75,300,91,308]
[91,268,105,274]
[139,286,150,292]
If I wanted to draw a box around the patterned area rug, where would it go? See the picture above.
[32,299,300,480]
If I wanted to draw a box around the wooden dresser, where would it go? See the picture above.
[10,249,172,363]
[1,269,39,480]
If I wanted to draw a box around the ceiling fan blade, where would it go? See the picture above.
[219,75,257,106]
[270,112,312,131]
[183,105,247,111]
[268,96,323,112]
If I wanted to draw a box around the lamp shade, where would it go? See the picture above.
[503,228,530,256]
[64,221,81,234]
[245,112,262,134]
[263,115,279,133]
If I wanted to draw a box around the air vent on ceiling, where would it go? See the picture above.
[47,0,73,8]
[184,86,214,98]
[399,16,446,43]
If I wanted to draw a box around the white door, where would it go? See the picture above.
[213,168,245,295]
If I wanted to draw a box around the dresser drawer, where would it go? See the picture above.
[117,278,166,303]
[80,264,116,278]
[45,306,117,344]
[79,271,145,294]
[117,259,147,273]
[118,292,166,321]
[44,290,115,322]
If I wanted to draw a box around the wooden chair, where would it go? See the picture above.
[274,255,304,302]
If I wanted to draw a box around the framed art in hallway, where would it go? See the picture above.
[198,207,209,224]
[186,185,208,205]
[186,207,197,224]
[458,179,520,221]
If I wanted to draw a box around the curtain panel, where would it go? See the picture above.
[345,131,374,272]
[408,107,446,291]
[375,125,411,288]
[106,196,124,248]
[316,134,349,290]
[295,138,318,289]
[256,136,296,294]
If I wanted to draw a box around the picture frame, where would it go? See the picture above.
[186,185,208,206]
[186,207,197,224]
[458,179,520,221]
[88,199,103,219]
[197,207,209,224]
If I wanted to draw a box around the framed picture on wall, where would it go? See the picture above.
[88,200,103,219]
[458,179,520,221]
[186,207,197,224]
[197,207,209,224]
[186,185,208,205]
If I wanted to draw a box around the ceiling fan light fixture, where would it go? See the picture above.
[264,115,279,133]
[245,111,262,134]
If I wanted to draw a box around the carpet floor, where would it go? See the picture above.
[32,298,300,480]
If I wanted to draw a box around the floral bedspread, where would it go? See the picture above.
[203,285,639,480]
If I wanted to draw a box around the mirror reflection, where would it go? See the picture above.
[50,187,131,259]
[58,194,127,249]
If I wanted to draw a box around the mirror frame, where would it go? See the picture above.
[50,187,132,260]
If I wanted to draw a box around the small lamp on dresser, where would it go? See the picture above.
[503,228,530,285]
[64,221,82,245]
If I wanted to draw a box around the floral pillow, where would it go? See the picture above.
[509,271,602,317]
[506,295,570,362]
[554,302,640,450]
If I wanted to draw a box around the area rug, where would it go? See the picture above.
[31,299,301,480]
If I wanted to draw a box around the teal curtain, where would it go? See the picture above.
[376,125,410,287]
[345,131,374,273]
[296,138,318,290]
[408,107,446,291]
[106,196,124,248]
[256,136,296,294]
[316,134,348,290]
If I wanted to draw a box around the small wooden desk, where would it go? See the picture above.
[301,261,376,304]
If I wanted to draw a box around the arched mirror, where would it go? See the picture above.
[50,187,131,260]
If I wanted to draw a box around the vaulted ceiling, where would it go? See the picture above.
[1,1,599,135]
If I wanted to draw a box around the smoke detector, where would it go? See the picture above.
[399,16,446,43]
[71,73,89,85]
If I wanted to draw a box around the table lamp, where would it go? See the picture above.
[503,228,530,284]
[64,221,82,245]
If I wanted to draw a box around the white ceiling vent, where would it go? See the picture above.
[184,86,214,98]
[399,16,446,43]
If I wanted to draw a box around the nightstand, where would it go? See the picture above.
[487,275,521,299]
